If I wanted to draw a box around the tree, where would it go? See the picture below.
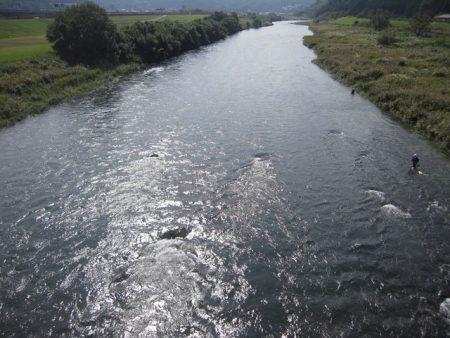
[47,2,119,65]
[369,12,390,31]
[253,18,263,28]
[218,12,241,34]
[409,13,432,36]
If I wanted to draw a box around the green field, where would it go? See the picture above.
[0,18,53,63]
[328,16,411,27]
[111,14,207,26]
[0,15,207,65]
[0,18,53,39]
[328,16,450,29]
[0,39,52,64]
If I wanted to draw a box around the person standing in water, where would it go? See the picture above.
[412,153,419,169]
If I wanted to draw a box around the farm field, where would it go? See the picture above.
[0,36,51,64]
[110,14,207,25]
[0,18,53,63]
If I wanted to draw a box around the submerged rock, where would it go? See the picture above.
[159,227,191,240]
[110,270,130,284]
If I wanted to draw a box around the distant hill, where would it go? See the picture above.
[0,0,315,13]
[303,0,450,18]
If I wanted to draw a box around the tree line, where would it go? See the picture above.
[47,2,242,66]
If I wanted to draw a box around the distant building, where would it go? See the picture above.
[435,14,450,21]
[53,3,77,9]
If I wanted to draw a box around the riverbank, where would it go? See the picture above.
[303,20,450,154]
[0,55,141,127]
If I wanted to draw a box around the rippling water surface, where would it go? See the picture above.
[1,22,450,337]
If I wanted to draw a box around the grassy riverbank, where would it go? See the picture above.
[303,19,450,154]
[0,55,141,127]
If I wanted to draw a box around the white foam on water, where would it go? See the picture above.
[365,189,386,202]
[427,200,448,212]
[440,299,450,324]
[381,204,412,219]
[143,66,164,75]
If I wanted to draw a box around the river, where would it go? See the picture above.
[1,22,450,337]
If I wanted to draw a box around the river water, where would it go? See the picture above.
[1,22,450,337]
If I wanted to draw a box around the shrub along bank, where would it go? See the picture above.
[119,11,242,65]
[0,3,256,127]
[303,21,450,154]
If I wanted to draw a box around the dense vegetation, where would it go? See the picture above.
[47,2,120,65]
[118,11,242,64]
[303,19,450,153]
[47,3,242,66]
[303,0,450,19]
[0,2,261,127]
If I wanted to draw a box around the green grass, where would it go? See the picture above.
[0,54,142,127]
[0,44,52,64]
[431,21,450,30]
[155,14,208,23]
[329,16,409,27]
[327,16,450,30]
[110,15,159,25]
[110,14,207,26]
[0,35,52,65]
[328,16,369,25]
[161,14,208,23]
[0,18,53,65]
[0,18,52,39]
[304,21,450,153]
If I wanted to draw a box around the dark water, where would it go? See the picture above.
[1,22,450,337]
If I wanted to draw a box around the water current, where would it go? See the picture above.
[1,22,450,337]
